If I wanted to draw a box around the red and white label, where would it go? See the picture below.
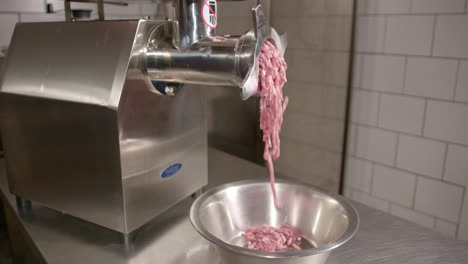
[201,0,217,29]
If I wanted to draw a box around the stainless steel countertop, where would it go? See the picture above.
[1,149,467,264]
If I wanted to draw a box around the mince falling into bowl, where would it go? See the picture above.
[190,180,359,264]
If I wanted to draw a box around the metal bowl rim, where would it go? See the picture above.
[190,178,360,259]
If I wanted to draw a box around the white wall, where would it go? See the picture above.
[271,0,354,192]
[345,0,468,238]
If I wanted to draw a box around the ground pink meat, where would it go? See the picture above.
[247,41,292,253]
[258,40,288,209]
[243,224,301,252]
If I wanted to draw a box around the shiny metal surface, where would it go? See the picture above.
[1,151,468,264]
[0,0,285,235]
[190,179,358,264]
[0,20,207,234]
[174,0,215,47]
[145,4,287,99]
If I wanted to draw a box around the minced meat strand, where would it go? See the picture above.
[258,40,288,209]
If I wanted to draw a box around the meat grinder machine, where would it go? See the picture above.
[0,0,286,234]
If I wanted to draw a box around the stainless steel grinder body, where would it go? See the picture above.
[0,1,286,234]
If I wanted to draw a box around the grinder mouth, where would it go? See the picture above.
[237,5,288,100]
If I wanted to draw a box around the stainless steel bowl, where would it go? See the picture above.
[190,179,359,264]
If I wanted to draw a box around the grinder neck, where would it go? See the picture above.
[173,0,216,48]
[146,3,287,99]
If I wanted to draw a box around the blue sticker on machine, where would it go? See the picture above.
[160,163,183,178]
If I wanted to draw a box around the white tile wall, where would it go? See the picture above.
[323,16,352,51]
[455,60,468,103]
[283,112,343,153]
[396,135,446,179]
[433,15,468,58]
[217,17,251,35]
[404,57,458,100]
[390,204,435,228]
[271,0,324,17]
[347,1,468,236]
[351,190,390,212]
[272,0,352,192]
[285,82,323,116]
[411,0,466,14]
[323,0,354,15]
[347,124,358,155]
[444,144,468,186]
[424,100,468,145]
[276,139,306,176]
[357,0,410,14]
[415,177,464,222]
[323,52,350,86]
[285,50,323,83]
[282,112,320,145]
[355,126,398,165]
[345,157,373,192]
[372,165,417,207]
[434,219,458,237]
[350,89,380,125]
[318,119,344,152]
[217,0,259,17]
[378,94,425,134]
[355,16,386,52]
[273,17,323,50]
[324,86,347,119]
[353,54,405,92]
[385,16,434,55]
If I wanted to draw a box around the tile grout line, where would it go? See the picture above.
[354,85,468,107]
[435,216,459,226]
[358,12,466,17]
[356,50,464,62]
[402,56,409,94]
[420,98,428,136]
[351,121,468,159]
[389,200,432,220]
[353,152,466,189]
[411,175,419,209]
[276,14,356,18]
[465,0,468,14]
[353,187,392,212]
[455,187,466,236]
[282,135,342,155]
[286,107,345,123]
[453,60,461,100]
[349,154,459,200]
[386,200,392,213]
[389,201,440,227]
[409,0,413,13]
[393,133,400,167]
[430,15,437,56]
[369,162,375,195]
[375,92,382,127]
[382,15,388,53]
[440,143,449,182]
